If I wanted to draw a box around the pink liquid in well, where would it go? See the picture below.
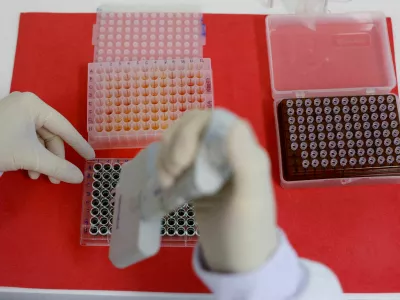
[269,19,392,92]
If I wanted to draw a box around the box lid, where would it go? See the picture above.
[266,12,396,100]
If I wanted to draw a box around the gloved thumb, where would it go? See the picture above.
[26,145,84,184]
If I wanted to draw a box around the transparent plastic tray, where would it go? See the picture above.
[87,58,214,149]
[93,10,206,62]
[80,159,199,247]
[266,12,398,188]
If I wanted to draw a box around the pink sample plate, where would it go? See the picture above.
[93,11,205,62]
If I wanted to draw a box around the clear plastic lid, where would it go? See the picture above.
[266,12,396,100]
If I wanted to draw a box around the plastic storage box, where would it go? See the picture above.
[266,12,399,188]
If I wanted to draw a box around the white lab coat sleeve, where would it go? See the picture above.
[193,231,344,300]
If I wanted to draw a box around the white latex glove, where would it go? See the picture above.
[0,92,95,184]
[158,109,278,273]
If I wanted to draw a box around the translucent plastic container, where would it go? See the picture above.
[87,58,214,149]
[266,12,399,188]
[80,159,199,246]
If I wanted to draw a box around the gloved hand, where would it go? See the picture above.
[158,109,278,273]
[0,92,95,184]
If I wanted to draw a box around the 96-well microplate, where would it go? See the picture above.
[93,11,205,62]
[81,159,199,247]
[278,95,400,182]
[87,58,214,149]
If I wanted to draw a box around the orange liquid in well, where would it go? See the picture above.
[142,122,150,130]
[169,79,176,87]
[105,82,112,90]
[123,123,132,131]
[195,71,203,78]
[160,96,168,104]
[123,89,131,97]
[187,71,195,78]
[142,114,150,122]
[152,123,160,130]
[132,114,140,122]
[114,124,122,131]
[123,73,131,81]
[133,80,140,88]
[178,95,186,103]
[105,124,113,132]
[170,104,178,112]
[95,107,104,115]
[105,91,113,99]
[151,113,159,121]
[160,79,168,87]
[114,82,122,89]
[142,105,150,114]
[105,107,113,115]
[133,123,141,131]
[151,105,159,113]
[142,72,149,80]
[114,115,122,123]
[179,104,187,112]
[123,114,131,122]
[160,72,167,79]
[123,97,131,106]
[160,104,168,113]
[95,116,103,124]
[114,98,122,106]
[178,88,186,96]
[151,80,158,88]
[132,97,140,105]
[161,113,168,121]
[187,79,195,86]
[95,124,103,132]
[132,105,140,114]
[150,72,158,80]
[142,80,149,88]
[198,95,205,103]
[132,89,140,97]
[151,96,158,105]
[188,87,196,95]
[168,71,176,79]
[114,107,122,114]
[142,96,150,104]
[170,113,178,120]
[196,78,204,86]
[169,87,177,95]
[197,87,205,94]
[106,99,113,106]
[161,122,169,130]
[169,95,177,104]
[105,116,113,123]
[151,88,158,97]
[142,89,150,97]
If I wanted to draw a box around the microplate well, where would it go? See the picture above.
[93,11,206,62]
[87,58,214,149]
[80,159,199,247]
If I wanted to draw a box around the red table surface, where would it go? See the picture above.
[0,12,399,293]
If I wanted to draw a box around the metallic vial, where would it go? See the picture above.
[177,218,186,227]
[92,181,102,191]
[89,226,99,236]
[101,199,110,207]
[177,209,186,217]
[286,99,294,107]
[93,163,103,172]
[102,190,111,199]
[102,180,111,190]
[161,227,166,236]
[187,218,196,227]
[109,217,113,226]
[387,95,395,103]
[110,207,114,216]
[113,163,122,173]
[108,225,113,234]
[100,217,109,226]
[112,172,120,181]
[91,198,101,208]
[176,227,186,237]
[90,207,100,217]
[111,181,117,189]
[167,227,176,236]
[187,227,196,237]
[299,133,307,141]
[100,207,110,217]
[103,163,112,172]
[90,217,100,226]
[102,172,112,181]
[167,218,176,227]
[92,189,101,199]
[161,218,166,226]
[99,226,109,236]
[187,209,195,218]
[93,172,102,181]
[168,210,176,217]
[321,159,329,168]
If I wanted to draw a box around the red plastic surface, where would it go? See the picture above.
[0,12,399,293]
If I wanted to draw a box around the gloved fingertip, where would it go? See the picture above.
[28,171,40,180]
[49,177,61,184]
